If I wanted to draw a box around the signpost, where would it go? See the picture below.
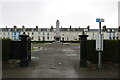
[96,34,103,51]
[96,18,104,68]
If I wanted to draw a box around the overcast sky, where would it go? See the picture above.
[0,0,119,29]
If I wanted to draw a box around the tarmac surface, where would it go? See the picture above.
[2,43,119,78]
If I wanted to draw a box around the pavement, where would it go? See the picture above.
[2,43,119,78]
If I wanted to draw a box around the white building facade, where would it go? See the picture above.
[1,26,120,41]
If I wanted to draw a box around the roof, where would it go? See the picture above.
[0,27,119,32]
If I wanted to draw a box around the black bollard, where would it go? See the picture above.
[19,32,29,67]
[78,32,89,67]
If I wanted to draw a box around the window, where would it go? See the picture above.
[42,36,45,41]
[113,37,115,40]
[47,37,49,40]
[112,29,114,32]
[117,37,119,39]
[41,29,47,31]
[67,37,69,41]
[109,37,111,39]
[3,32,5,35]
[108,29,110,32]
[14,32,16,35]
[31,37,33,40]
[32,32,34,35]
[43,32,44,35]
[38,36,40,41]
[14,36,16,40]
[62,37,64,41]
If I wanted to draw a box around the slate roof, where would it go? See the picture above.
[1,28,119,32]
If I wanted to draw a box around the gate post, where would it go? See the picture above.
[28,37,31,62]
[78,32,89,67]
[19,32,29,67]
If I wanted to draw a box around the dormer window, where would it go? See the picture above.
[107,29,110,32]
[112,29,114,32]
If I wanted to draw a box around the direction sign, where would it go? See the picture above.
[96,18,104,22]
[96,18,101,22]
[101,19,104,22]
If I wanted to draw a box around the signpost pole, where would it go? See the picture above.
[96,18,104,69]
[98,21,102,68]
[98,52,102,68]
[99,22,101,34]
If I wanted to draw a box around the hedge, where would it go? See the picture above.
[86,40,120,64]
[2,38,11,61]
[2,39,120,63]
